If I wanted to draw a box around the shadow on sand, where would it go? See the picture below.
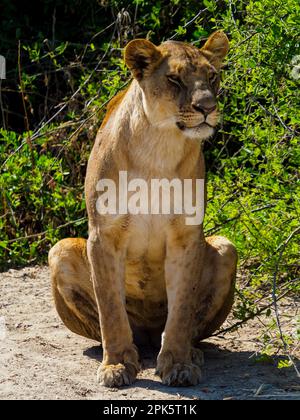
[83,342,300,400]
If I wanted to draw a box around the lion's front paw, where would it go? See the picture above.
[97,346,140,387]
[156,351,202,387]
[97,362,138,387]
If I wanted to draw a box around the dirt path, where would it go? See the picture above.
[0,265,299,400]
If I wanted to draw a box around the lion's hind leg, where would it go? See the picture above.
[48,238,101,342]
[194,235,238,342]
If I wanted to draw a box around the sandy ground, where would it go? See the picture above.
[0,265,299,400]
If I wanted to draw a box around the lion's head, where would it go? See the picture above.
[124,31,229,140]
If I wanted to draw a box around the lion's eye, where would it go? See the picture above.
[167,75,182,88]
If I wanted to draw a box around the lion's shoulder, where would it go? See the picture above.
[100,87,129,129]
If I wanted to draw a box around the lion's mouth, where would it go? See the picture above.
[176,121,214,130]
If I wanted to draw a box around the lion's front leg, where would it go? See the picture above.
[156,228,205,386]
[87,230,140,387]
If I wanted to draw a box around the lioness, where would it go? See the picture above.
[49,31,237,387]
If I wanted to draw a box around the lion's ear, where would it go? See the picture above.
[124,39,162,80]
[201,31,229,69]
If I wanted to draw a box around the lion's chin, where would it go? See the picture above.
[178,123,215,141]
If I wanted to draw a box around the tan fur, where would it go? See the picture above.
[49,31,238,387]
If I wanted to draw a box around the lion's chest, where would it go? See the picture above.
[125,214,168,302]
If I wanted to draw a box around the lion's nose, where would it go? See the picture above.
[192,103,217,116]
[191,89,217,116]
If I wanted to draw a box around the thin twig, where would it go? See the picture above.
[213,289,291,337]
[80,20,116,62]
[205,204,275,235]
[255,99,299,135]
[5,217,87,244]
[228,0,238,30]
[18,40,35,167]
[272,226,300,377]
[234,31,259,47]
[254,393,300,399]
[49,79,130,165]
[168,7,209,40]
[0,79,6,130]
